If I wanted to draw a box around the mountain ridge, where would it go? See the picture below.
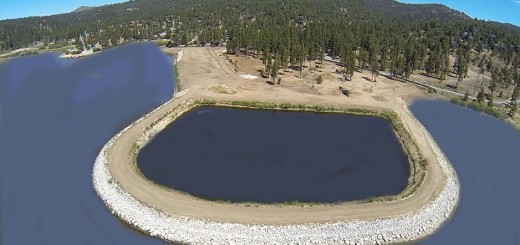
[71,6,94,13]
[0,0,518,51]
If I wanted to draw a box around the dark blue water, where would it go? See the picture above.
[137,106,410,203]
[0,43,173,244]
[411,100,520,245]
[2,45,518,245]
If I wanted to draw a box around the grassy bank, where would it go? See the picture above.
[174,62,181,92]
[512,115,520,133]
[0,50,39,59]
[129,99,427,207]
[450,97,507,120]
[450,97,520,133]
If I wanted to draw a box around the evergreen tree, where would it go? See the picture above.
[490,68,500,99]
[266,54,273,77]
[510,82,520,116]
[425,52,437,77]
[463,91,469,101]
[380,47,388,71]
[297,44,306,79]
[487,96,494,107]
[271,54,280,84]
[403,36,415,79]
[478,56,486,78]
[390,37,403,77]
[346,49,356,80]
[477,86,486,104]
[455,48,469,87]
[280,46,289,73]
[371,54,380,82]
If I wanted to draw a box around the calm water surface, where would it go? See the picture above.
[0,43,172,244]
[138,106,410,203]
[2,44,518,244]
[412,100,520,245]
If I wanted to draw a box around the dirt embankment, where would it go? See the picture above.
[107,46,451,223]
[95,47,460,244]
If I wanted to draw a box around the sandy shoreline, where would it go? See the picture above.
[93,47,460,244]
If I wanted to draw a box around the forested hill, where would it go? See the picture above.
[1,0,471,51]
[1,0,519,117]
[363,0,468,21]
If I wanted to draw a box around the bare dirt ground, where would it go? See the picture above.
[408,52,513,101]
[107,47,446,225]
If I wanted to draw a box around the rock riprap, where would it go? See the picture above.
[93,97,459,245]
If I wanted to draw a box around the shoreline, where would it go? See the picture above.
[128,99,427,207]
[93,47,460,244]
[93,95,459,244]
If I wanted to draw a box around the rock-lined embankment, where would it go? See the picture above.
[93,97,459,245]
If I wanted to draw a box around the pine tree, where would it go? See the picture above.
[340,44,348,73]
[478,56,486,78]
[477,87,486,104]
[396,55,405,77]
[266,55,273,77]
[347,50,356,80]
[487,96,494,107]
[290,46,297,72]
[455,48,469,87]
[490,68,500,98]
[403,36,415,79]
[371,54,380,82]
[440,50,450,81]
[510,82,520,116]
[280,46,288,73]
[360,49,369,73]
[271,55,280,84]
[297,44,306,78]
[425,52,436,77]
[380,48,388,71]
[389,38,403,78]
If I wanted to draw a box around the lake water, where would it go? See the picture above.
[411,100,520,245]
[2,44,519,244]
[0,43,173,244]
[137,106,410,203]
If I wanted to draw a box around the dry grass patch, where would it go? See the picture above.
[208,85,238,94]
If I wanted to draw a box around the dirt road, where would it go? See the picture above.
[106,47,447,225]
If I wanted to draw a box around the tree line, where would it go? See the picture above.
[1,0,520,114]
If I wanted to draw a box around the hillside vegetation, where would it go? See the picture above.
[1,0,519,115]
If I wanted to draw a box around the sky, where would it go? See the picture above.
[397,0,520,27]
[0,0,125,20]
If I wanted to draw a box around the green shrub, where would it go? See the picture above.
[174,63,181,91]
[316,75,323,84]
[450,96,466,106]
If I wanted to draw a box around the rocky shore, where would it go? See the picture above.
[93,97,459,245]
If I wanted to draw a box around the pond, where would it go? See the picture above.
[0,43,173,244]
[137,106,410,203]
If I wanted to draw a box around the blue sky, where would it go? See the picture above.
[0,0,124,20]
[398,0,520,26]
